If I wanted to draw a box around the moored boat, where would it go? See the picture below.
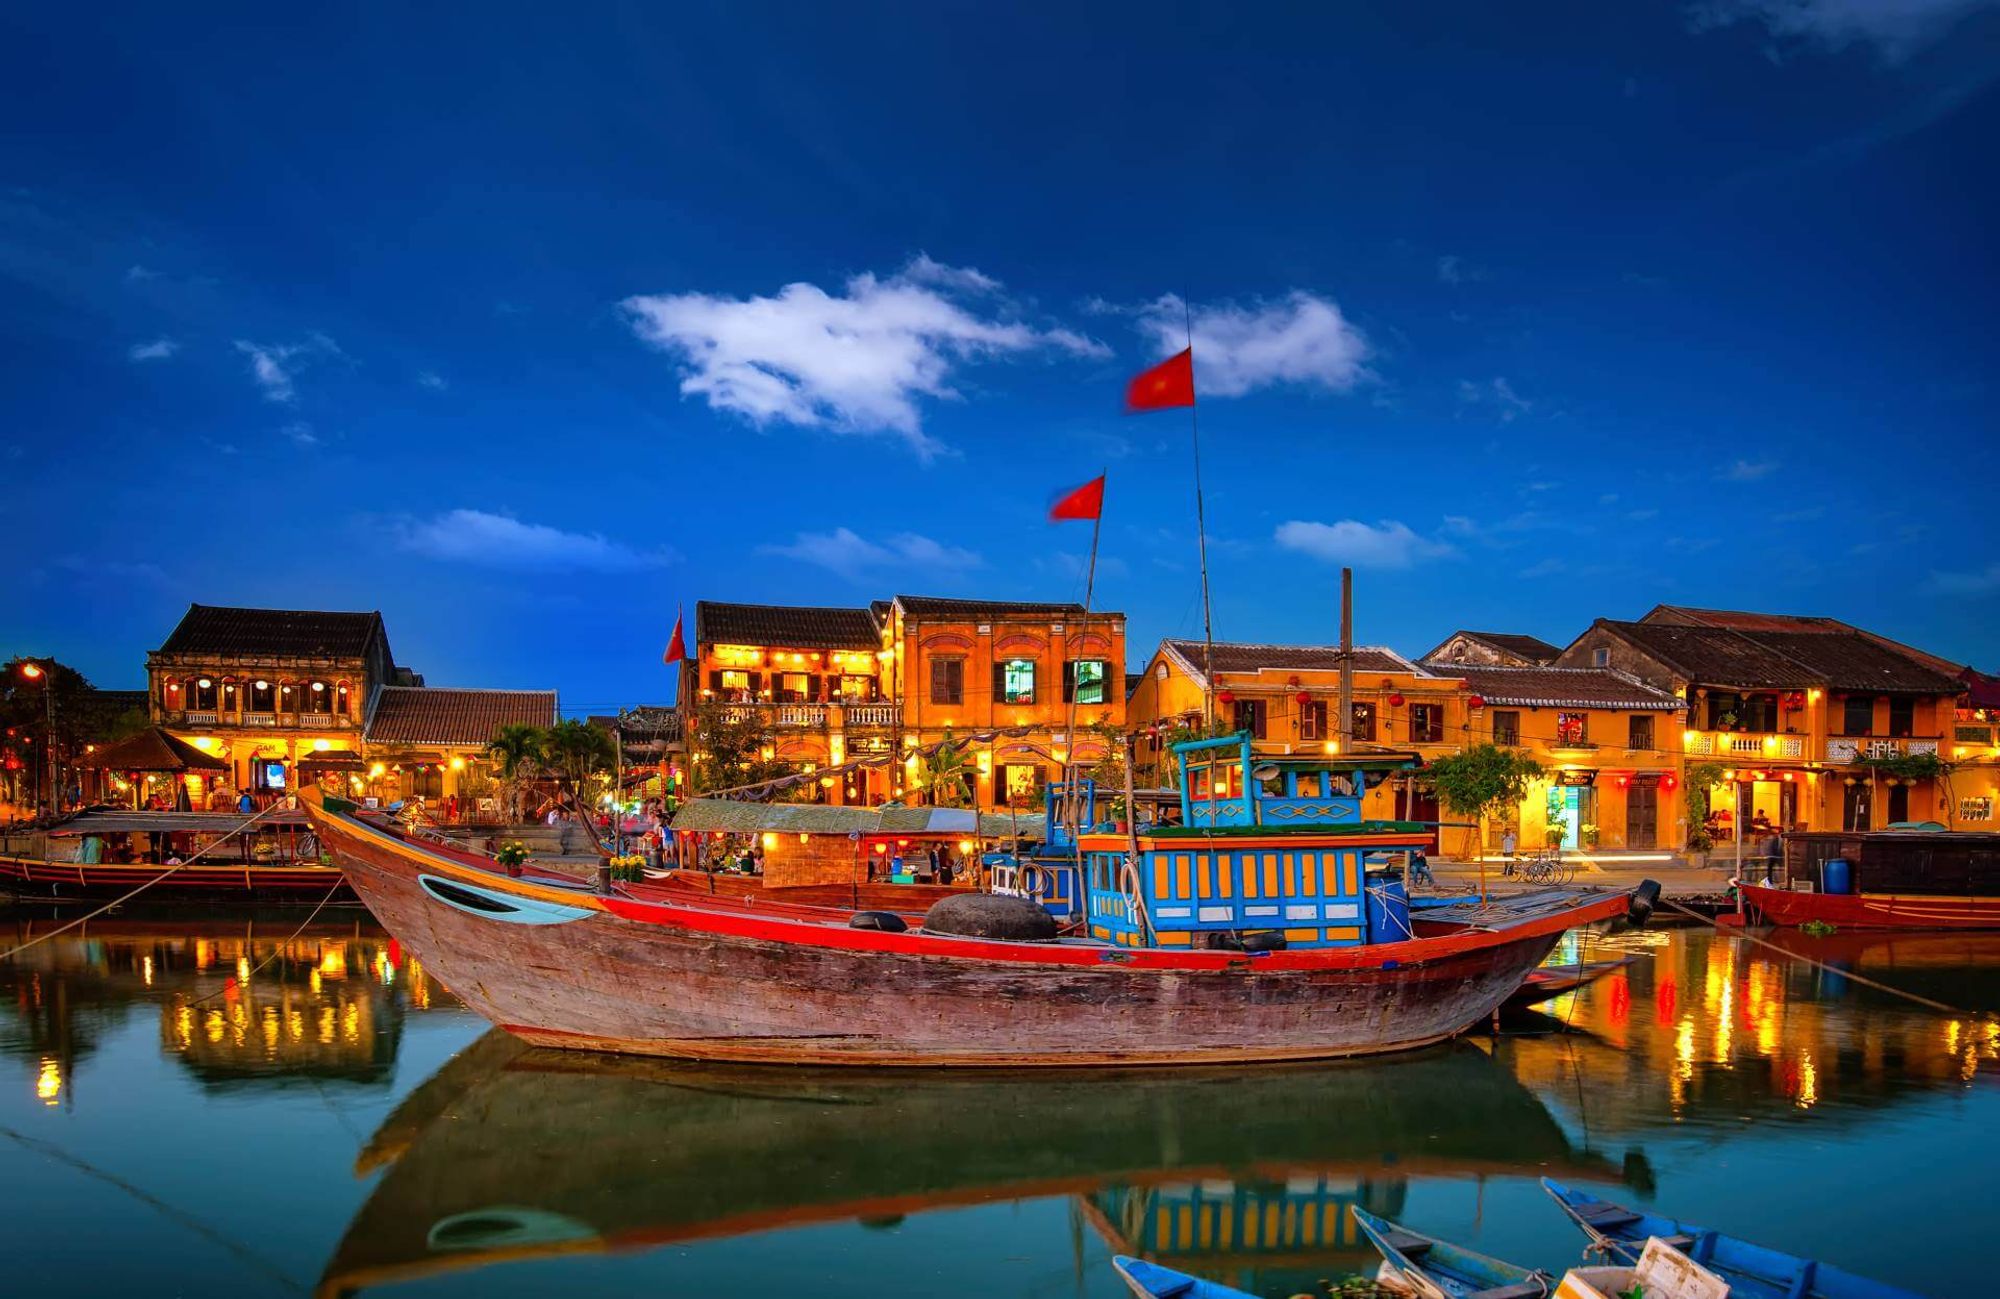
[301,732,1649,1066]
[0,808,351,905]
[1351,1207,1554,1299]
[1113,1255,1257,1299]
[1541,1179,1920,1299]
[1744,829,2000,931]
[1504,957,1636,1011]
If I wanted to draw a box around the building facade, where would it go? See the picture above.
[1559,606,1967,834]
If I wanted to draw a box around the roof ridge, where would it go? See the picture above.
[378,684,558,695]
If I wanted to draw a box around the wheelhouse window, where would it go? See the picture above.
[999,659,1036,705]
[1843,695,1873,736]
[1556,712,1588,746]
[248,679,276,713]
[1492,709,1521,746]
[1410,703,1443,744]
[929,657,964,705]
[1628,714,1654,751]
[1066,660,1109,705]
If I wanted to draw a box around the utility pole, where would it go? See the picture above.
[1337,568,1354,754]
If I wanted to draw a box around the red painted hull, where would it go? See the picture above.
[0,854,353,906]
[303,791,1632,1067]
[1742,884,2000,931]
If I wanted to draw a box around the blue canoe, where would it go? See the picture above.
[1111,1255,1256,1299]
[1541,1179,1922,1299]
[1350,1207,1555,1299]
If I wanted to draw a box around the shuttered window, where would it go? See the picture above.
[929,658,964,705]
[1064,660,1109,705]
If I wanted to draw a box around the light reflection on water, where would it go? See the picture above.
[0,914,1995,1297]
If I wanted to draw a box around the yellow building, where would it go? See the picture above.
[1129,637,1685,853]
[1562,607,1968,834]
[680,596,1126,809]
[1950,672,2000,831]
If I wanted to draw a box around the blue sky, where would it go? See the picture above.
[3,2,1995,709]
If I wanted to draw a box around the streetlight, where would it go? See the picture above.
[15,660,56,819]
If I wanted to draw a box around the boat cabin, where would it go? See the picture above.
[988,778,1180,920]
[1073,733,1432,949]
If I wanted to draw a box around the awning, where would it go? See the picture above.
[671,798,1045,840]
[51,810,310,836]
[300,749,366,772]
[80,729,228,773]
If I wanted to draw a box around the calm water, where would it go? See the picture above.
[2,912,1997,1298]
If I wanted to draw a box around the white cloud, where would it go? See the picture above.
[1458,377,1534,422]
[1688,0,1994,59]
[1133,292,1370,398]
[416,370,448,391]
[281,421,319,447]
[1719,458,1777,481]
[234,334,342,403]
[126,264,160,282]
[621,257,1104,457]
[759,527,982,581]
[1274,519,1455,569]
[128,338,178,361]
[1931,561,2000,594]
[1438,256,1464,285]
[398,509,674,571]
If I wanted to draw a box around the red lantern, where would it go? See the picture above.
[1661,774,1678,791]
[1218,690,1236,704]
[1616,774,1631,788]
[1294,691,1310,705]
[1388,693,1406,707]
[1467,695,1486,709]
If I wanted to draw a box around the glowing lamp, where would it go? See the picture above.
[168,682,180,692]
[312,739,330,752]
[873,842,888,854]
[1661,774,1678,791]
[197,678,212,689]
[1616,774,1631,788]
[761,833,778,849]
[19,662,43,680]
[312,682,325,693]
[254,679,269,690]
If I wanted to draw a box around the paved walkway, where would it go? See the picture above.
[1420,853,1754,900]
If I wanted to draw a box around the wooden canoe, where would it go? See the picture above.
[1503,957,1635,1011]
[1112,1255,1256,1299]
[301,788,1637,1066]
[1742,883,2000,931]
[1351,1207,1553,1299]
[0,853,354,906]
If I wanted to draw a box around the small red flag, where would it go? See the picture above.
[1049,474,1106,522]
[1125,348,1195,412]
[662,610,687,665]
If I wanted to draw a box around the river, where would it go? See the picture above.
[1,911,1995,1297]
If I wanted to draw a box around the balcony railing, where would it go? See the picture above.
[182,711,218,725]
[1826,735,1940,763]
[161,710,353,729]
[843,703,899,728]
[1685,731,1804,758]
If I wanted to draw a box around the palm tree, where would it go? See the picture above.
[921,737,973,809]
[544,718,617,790]
[484,723,547,822]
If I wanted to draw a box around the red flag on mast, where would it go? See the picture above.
[662,610,687,665]
[1125,348,1195,412]
[1049,474,1106,522]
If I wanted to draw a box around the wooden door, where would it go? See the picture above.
[1626,782,1658,849]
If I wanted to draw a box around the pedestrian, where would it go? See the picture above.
[1500,826,1517,860]
[1410,850,1436,887]
[237,788,256,815]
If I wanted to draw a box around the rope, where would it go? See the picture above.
[0,802,294,963]
[184,876,350,1009]
[1663,899,1972,1016]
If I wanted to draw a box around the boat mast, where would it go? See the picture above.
[1185,298,1215,731]
[1338,566,1354,753]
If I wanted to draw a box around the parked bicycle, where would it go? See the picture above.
[1514,849,1575,886]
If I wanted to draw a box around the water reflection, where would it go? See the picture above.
[320,1034,1626,1296]
[0,909,460,1106]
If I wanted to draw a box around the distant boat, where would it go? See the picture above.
[1112,1255,1256,1299]
[1744,829,2000,931]
[1504,957,1635,1011]
[1541,1179,1921,1299]
[0,809,350,905]
[1351,1206,1554,1299]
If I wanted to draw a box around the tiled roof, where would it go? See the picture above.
[83,728,229,772]
[365,687,557,746]
[1454,631,1561,663]
[893,595,1095,619]
[1598,621,1822,689]
[1644,604,1849,633]
[157,604,385,659]
[1739,630,1964,694]
[696,601,880,649]
[1160,639,1431,688]
[1439,664,1684,711]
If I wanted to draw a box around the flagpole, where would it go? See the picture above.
[1184,298,1215,732]
[1062,472,1105,834]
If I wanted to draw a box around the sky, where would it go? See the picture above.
[2,1,1996,711]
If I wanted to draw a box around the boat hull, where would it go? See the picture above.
[308,793,1629,1067]
[0,854,353,906]
[1743,884,2000,931]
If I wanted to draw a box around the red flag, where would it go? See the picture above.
[1125,348,1195,412]
[1049,474,1106,522]
[662,610,687,665]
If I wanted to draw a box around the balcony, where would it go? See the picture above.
[1685,731,1805,759]
[243,712,278,727]
[1826,735,1941,763]
[182,711,218,726]
[842,703,899,728]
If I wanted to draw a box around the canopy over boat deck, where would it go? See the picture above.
[671,798,1045,841]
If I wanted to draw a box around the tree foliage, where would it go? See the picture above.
[1427,743,1544,820]
[686,701,802,795]
[919,736,973,808]
[1683,761,1728,851]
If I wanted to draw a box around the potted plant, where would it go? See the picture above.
[494,839,529,878]
[1543,817,1567,851]
[1579,822,1600,850]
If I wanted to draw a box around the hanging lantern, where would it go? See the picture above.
[1218,690,1236,704]
[1294,690,1310,705]
[1467,695,1486,709]
[1388,693,1406,707]
[1661,774,1678,791]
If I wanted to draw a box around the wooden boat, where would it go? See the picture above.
[1112,1255,1256,1299]
[1541,1179,1920,1299]
[1503,957,1635,1011]
[320,1035,1630,1296]
[0,809,352,905]
[1351,1207,1554,1299]
[1744,829,2000,930]
[301,733,1647,1065]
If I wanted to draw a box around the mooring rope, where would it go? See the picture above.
[183,876,350,1010]
[1663,899,1972,1017]
[0,802,294,963]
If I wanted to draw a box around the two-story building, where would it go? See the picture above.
[679,595,1128,809]
[1560,606,1967,834]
